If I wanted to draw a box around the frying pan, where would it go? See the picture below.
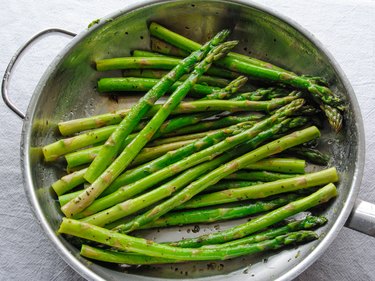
[2,0,375,280]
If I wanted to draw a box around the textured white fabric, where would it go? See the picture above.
[0,0,374,280]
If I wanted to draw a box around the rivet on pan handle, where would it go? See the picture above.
[1,28,76,119]
[346,199,375,237]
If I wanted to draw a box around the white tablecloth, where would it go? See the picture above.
[0,0,374,280]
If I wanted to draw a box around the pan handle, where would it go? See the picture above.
[345,199,375,237]
[1,28,76,119]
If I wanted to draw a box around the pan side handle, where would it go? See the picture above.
[1,28,76,119]
[345,199,375,237]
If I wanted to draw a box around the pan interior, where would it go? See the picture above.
[23,1,362,280]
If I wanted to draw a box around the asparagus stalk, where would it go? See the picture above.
[232,87,290,101]
[59,117,303,207]
[80,147,246,225]
[177,167,338,209]
[167,183,337,248]
[201,215,327,248]
[65,138,198,169]
[163,114,264,137]
[83,29,230,183]
[149,22,344,132]
[244,158,306,174]
[59,218,318,261]
[79,230,317,264]
[107,194,300,230]
[133,46,241,79]
[203,180,263,193]
[43,125,117,162]
[57,97,292,137]
[225,171,298,182]
[72,102,304,218]
[202,76,248,100]
[60,100,302,205]
[116,126,320,233]
[98,77,221,97]
[122,69,231,88]
[63,38,235,217]
[132,49,183,58]
[285,147,330,166]
[52,168,87,196]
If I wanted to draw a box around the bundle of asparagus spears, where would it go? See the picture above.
[43,23,343,269]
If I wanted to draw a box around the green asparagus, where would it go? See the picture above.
[177,167,338,209]
[167,183,337,247]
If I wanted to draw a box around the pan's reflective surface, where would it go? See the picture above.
[21,1,364,280]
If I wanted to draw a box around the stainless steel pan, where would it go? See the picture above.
[2,0,375,280]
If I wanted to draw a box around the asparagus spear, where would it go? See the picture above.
[84,29,230,183]
[177,167,338,209]
[60,100,302,204]
[231,87,290,101]
[149,22,344,132]
[52,168,87,196]
[201,215,327,248]
[203,180,263,193]
[107,194,300,230]
[166,183,337,248]
[122,69,231,88]
[63,38,235,217]
[57,97,292,137]
[244,158,306,174]
[79,230,317,264]
[72,102,304,218]
[65,138,198,169]
[43,125,117,162]
[117,126,320,233]
[163,113,264,137]
[285,147,330,166]
[80,147,248,225]
[132,47,241,79]
[59,116,303,207]
[79,118,303,222]
[202,76,248,100]
[59,218,318,261]
[225,171,298,182]
[98,77,221,97]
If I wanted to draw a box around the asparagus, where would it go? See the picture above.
[73,102,305,218]
[60,100,302,207]
[177,167,338,209]
[163,114,264,137]
[203,180,263,193]
[59,117,302,207]
[56,97,291,137]
[286,147,330,166]
[202,76,248,100]
[134,45,241,79]
[167,183,337,248]
[52,168,87,196]
[43,125,117,162]
[149,22,344,132]
[65,138,198,169]
[225,171,298,182]
[84,29,230,183]
[117,126,320,233]
[232,88,290,101]
[98,77,221,97]
[59,218,318,261]
[63,38,235,217]
[80,148,247,225]
[202,215,327,248]
[122,69,231,88]
[107,194,300,230]
[132,49,181,58]
[244,158,306,174]
[79,230,317,264]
